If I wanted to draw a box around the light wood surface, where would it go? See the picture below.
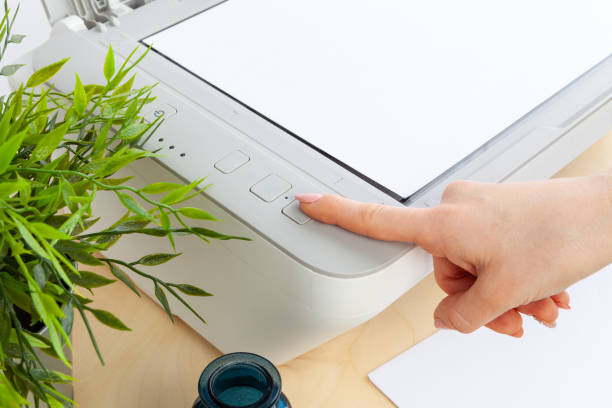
[73,130,612,408]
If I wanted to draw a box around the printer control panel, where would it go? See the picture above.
[29,25,413,277]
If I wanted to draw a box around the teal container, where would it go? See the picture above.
[193,353,291,408]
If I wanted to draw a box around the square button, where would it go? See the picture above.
[214,150,250,174]
[282,200,311,225]
[250,174,292,202]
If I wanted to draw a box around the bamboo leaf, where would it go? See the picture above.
[160,178,205,205]
[154,282,174,323]
[61,300,74,337]
[92,119,112,158]
[72,73,88,116]
[89,308,131,331]
[108,263,140,297]
[177,207,217,221]
[69,271,115,289]
[30,222,71,241]
[8,33,25,44]
[116,191,155,221]
[29,120,70,163]
[133,252,181,266]
[172,284,213,297]
[103,44,115,82]
[141,182,183,195]
[54,240,103,266]
[119,122,148,140]
[0,181,20,198]
[26,58,69,88]
[9,213,48,259]
[0,130,25,175]
[0,64,23,76]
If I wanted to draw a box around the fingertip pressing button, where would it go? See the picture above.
[282,200,311,225]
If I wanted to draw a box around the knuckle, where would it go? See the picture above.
[360,203,386,235]
[441,180,474,202]
[446,307,478,334]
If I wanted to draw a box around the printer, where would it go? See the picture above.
[19,0,612,363]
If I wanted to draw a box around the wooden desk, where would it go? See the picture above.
[73,131,612,408]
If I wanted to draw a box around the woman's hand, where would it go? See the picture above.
[296,173,612,337]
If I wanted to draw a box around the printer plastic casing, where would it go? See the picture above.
[17,0,612,363]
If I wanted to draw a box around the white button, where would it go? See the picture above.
[214,151,250,174]
[143,103,177,123]
[282,200,311,225]
[250,175,292,202]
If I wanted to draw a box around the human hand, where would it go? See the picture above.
[296,173,612,337]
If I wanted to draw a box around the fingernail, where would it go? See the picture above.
[295,193,322,204]
[534,317,557,328]
[434,318,450,330]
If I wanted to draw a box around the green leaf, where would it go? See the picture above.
[0,131,25,175]
[84,84,105,97]
[154,282,174,323]
[119,122,148,140]
[177,207,217,221]
[0,64,23,76]
[191,227,251,241]
[30,222,71,241]
[8,34,25,44]
[72,73,88,116]
[26,58,69,88]
[34,87,48,133]
[60,178,78,213]
[30,368,74,384]
[0,181,20,198]
[108,263,140,297]
[111,74,134,97]
[41,293,65,319]
[103,44,115,82]
[9,212,48,259]
[61,300,74,337]
[29,120,70,163]
[160,178,206,205]
[134,252,181,266]
[70,270,115,289]
[54,240,103,266]
[141,182,183,194]
[100,176,134,186]
[92,119,112,158]
[88,308,131,331]
[116,191,155,221]
[172,284,213,297]
[0,103,14,143]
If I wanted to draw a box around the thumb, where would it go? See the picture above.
[433,277,505,333]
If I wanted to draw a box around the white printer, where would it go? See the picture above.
[19,0,612,363]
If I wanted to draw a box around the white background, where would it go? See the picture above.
[0,1,50,95]
[146,0,612,197]
[369,264,612,407]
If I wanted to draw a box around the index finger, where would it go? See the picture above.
[296,194,438,246]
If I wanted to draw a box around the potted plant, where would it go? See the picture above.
[0,5,247,407]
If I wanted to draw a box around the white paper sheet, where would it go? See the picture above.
[369,264,612,407]
[144,0,612,197]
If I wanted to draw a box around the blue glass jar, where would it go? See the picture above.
[193,353,291,408]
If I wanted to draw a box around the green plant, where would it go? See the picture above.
[0,4,248,407]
